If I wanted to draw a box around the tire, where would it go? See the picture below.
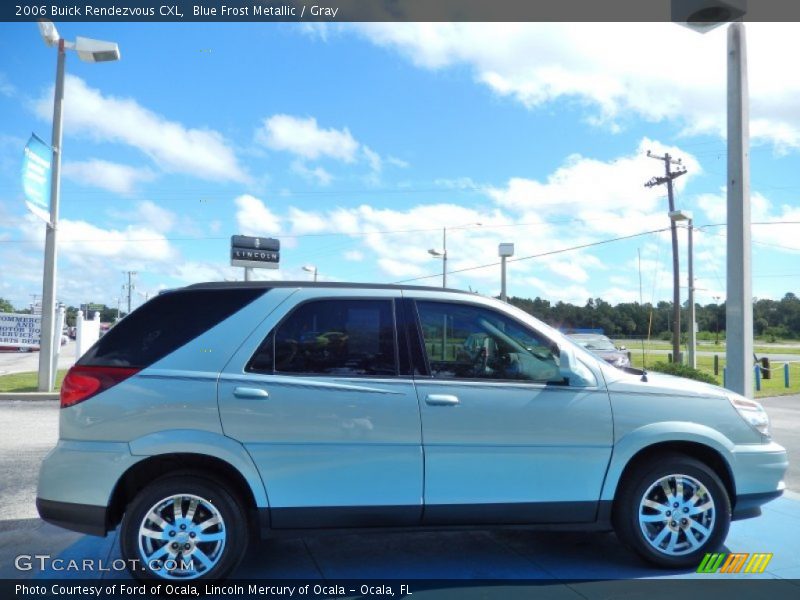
[613,453,731,568]
[120,473,248,581]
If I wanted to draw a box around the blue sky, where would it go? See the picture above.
[1,21,799,312]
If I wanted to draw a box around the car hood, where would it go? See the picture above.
[592,349,627,360]
[604,368,729,400]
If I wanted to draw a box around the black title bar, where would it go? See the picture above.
[6,1,800,22]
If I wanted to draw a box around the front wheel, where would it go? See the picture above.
[614,454,731,568]
[120,474,248,580]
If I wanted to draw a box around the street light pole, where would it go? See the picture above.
[669,210,696,368]
[428,223,480,289]
[303,265,318,281]
[671,2,753,395]
[35,22,120,391]
[126,271,136,314]
[727,22,753,397]
[37,39,66,392]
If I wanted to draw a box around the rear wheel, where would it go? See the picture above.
[120,474,248,580]
[614,453,731,568]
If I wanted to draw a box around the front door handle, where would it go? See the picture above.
[233,386,269,399]
[425,394,460,406]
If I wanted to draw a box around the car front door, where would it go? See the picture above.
[218,289,422,528]
[407,295,613,525]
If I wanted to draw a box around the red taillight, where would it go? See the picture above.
[60,366,140,408]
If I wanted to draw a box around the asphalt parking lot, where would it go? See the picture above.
[0,344,77,376]
[1,396,799,595]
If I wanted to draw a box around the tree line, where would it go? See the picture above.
[3,293,800,340]
[508,292,800,340]
[0,299,122,326]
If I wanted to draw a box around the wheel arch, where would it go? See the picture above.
[610,442,736,509]
[107,452,260,530]
[601,423,737,506]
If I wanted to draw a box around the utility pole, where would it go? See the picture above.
[442,227,447,288]
[125,271,137,315]
[687,218,696,368]
[645,151,687,364]
[727,23,753,397]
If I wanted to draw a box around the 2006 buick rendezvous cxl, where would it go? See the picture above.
[37,282,788,580]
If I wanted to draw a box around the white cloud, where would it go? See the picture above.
[387,156,410,168]
[62,159,156,194]
[20,212,173,263]
[34,75,248,182]
[523,276,593,306]
[435,177,481,190]
[696,189,800,254]
[291,160,333,186]
[350,23,800,151]
[257,114,359,162]
[487,138,700,219]
[234,194,282,237]
[135,201,177,234]
[363,145,382,173]
[0,73,15,97]
[288,207,329,235]
[344,250,364,261]
[378,258,426,278]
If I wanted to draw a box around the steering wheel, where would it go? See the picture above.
[471,347,489,375]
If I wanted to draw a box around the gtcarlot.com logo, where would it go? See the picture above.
[14,554,194,573]
[697,552,773,574]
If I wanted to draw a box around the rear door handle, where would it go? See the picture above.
[233,386,269,399]
[425,394,460,406]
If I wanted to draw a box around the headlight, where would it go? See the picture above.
[727,393,770,437]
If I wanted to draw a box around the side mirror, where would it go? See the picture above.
[617,345,627,351]
[559,345,597,387]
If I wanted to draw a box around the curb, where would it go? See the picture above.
[0,392,59,401]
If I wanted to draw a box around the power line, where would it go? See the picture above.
[0,215,664,245]
[392,227,672,284]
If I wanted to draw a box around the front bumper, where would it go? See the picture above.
[730,441,788,520]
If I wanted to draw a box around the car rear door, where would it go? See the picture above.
[218,288,423,528]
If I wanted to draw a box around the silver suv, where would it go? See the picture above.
[37,282,788,580]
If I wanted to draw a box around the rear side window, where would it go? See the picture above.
[247,299,397,376]
[78,288,266,368]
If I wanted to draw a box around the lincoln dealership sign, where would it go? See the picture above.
[230,235,280,269]
[0,313,42,348]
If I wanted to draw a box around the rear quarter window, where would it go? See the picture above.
[78,288,266,368]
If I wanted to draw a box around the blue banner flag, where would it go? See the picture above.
[22,133,52,223]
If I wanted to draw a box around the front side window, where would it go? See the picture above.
[416,301,562,383]
[247,299,397,376]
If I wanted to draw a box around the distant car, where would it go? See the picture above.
[568,333,630,369]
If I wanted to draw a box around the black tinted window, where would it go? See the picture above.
[416,301,561,382]
[247,299,397,376]
[78,289,265,368]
